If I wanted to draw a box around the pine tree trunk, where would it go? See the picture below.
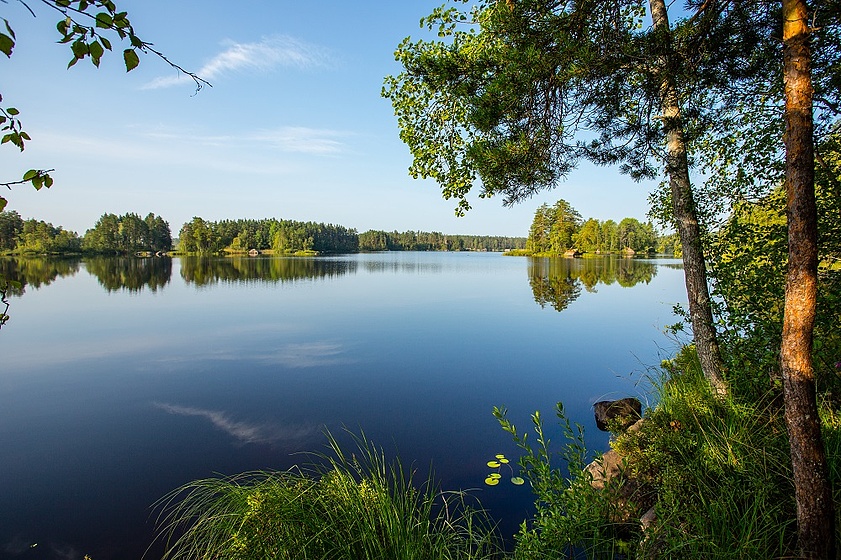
[781,1,836,557]
[649,0,728,396]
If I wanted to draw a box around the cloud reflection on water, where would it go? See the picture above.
[153,402,317,445]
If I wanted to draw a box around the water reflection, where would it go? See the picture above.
[153,402,319,445]
[529,257,658,311]
[0,257,81,295]
[85,256,172,293]
[180,256,358,286]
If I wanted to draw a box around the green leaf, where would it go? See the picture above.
[57,18,70,37]
[0,33,14,57]
[510,476,525,485]
[4,18,15,40]
[6,107,18,116]
[95,12,113,28]
[100,36,112,50]
[89,40,104,66]
[483,476,500,486]
[0,196,6,212]
[486,460,500,468]
[22,169,38,181]
[44,174,53,189]
[55,0,71,7]
[123,48,139,72]
[71,39,89,59]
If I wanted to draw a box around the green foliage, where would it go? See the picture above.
[155,431,502,560]
[82,212,172,254]
[0,210,24,252]
[177,217,359,255]
[358,230,525,252]
[707,132,841,397]
[384,0,734,216]
[13,217,81,254]
[493,403,627,559]
[491,343,840,559]
[525,199,659,256]
[610,347,802,558]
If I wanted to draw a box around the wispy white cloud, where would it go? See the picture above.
[140,125,351,155]
[153,402,318,444]
[144,35,333,89]
[250,127,348,154]
[260,341,351,368]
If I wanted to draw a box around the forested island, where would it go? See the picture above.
[518,199,679,256]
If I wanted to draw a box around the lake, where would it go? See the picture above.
[0,253,687,559]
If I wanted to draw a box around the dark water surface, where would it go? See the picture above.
[0,253,686,559]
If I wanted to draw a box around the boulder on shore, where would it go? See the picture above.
[593,397,642,431]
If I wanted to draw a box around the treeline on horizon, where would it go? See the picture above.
[0,210,526,256]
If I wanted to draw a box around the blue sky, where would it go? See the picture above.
[1,0,658,237]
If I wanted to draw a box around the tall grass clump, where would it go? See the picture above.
[612,346,800,558]
[153,431,502,560]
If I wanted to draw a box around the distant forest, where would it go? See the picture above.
[0,210,526,255]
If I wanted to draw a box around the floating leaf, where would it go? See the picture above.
[488,473,501,479]
[499,458,509,464]
[495,454,506,459]
[486,460,500,468]
[511,477,525,485]
[484,476,499,486]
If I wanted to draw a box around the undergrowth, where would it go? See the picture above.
[152,431,502,560]
[495,346,841,559]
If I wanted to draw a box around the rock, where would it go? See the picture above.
[584,449,641,524]
[593,398,642,431]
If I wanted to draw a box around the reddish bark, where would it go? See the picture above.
[781,1,836,557]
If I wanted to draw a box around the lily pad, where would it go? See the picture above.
[484,476,500,486]
[486,460,501,468]
[495,454,506,459]
[488,473,502,479]
[498,458,510,464]
[510,476,525,486]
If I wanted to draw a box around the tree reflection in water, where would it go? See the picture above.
[528,256,658,312]
[179,256,357,286]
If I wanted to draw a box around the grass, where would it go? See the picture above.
[612,349,799,558]
[152,431,502,560]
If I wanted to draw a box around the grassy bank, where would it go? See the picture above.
[154,346,841,559]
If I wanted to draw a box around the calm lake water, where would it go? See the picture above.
[0,253,687,559]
